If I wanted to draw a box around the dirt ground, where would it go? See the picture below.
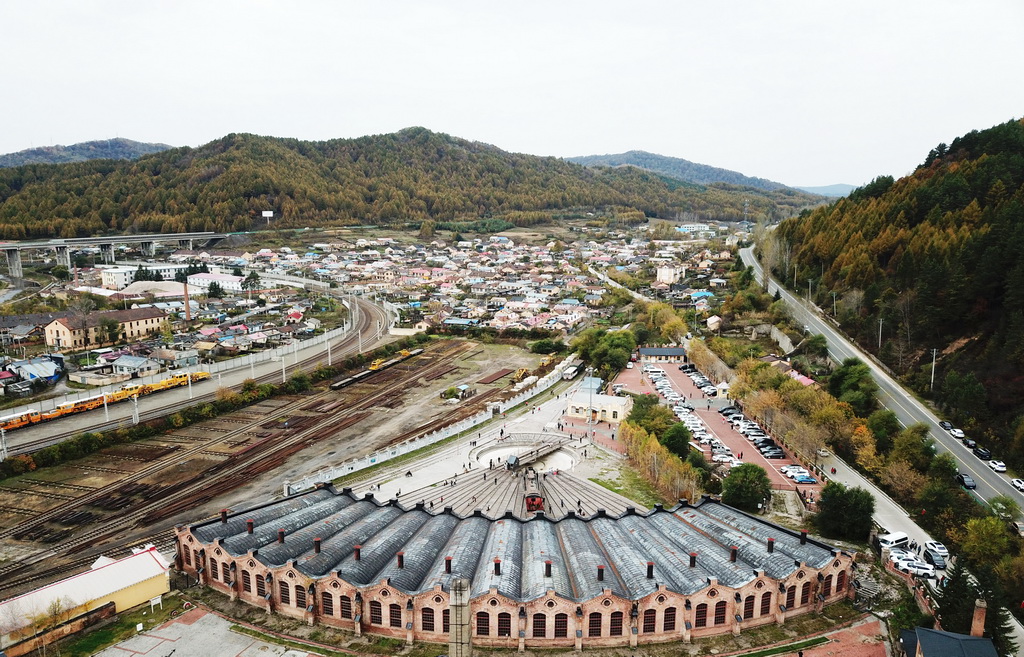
[166,340,543,525]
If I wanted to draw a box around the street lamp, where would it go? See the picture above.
[586,367,594,428]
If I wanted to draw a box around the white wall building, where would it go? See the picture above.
[656,266,684,285]
[101,264,191,290]
[187,273,244,293]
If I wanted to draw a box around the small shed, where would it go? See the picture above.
[111,355,161,377]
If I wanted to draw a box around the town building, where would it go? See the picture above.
[100,264,191,290]
[43,308,167,349]
[187,272,244,294]
[176,486,854,652]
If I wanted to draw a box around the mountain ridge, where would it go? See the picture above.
[0,138,173,168]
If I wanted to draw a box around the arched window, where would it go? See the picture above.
[822,574,833,597]
[837,571,847,592]
[476,611,490,636]
[210,561,219,581]
[370,601,382,625]
[279,581,290,605]
[554,613,568,638]
[321,592,333,616]
[610,611,623,636]
[222,562,230,584]
[663,606,676,632]
[532,613,546,638]
[588,612,602,636]
[760,592,772,617]
[422,607,435,632]
[744,595,755,619]
[183,549,191,566]
[643,608,656,633]
[714,600,727,625]
[786,586,795,609]
[695,603,708,628]
[193,550,200,570]
[242,570,251,593]
[443,609,450,633]
[340,595,352,619]
[497,612,512,637]
[295,586,307,609]
[389,603,402,628]
[256,575,266,597]
[800,582,811,606]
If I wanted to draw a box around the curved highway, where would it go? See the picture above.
[739,246,1024,508]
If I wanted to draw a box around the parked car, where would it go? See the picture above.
[1009,521,1024,538]
[924,541,948,556]
[923,549,947,569]
[938,421,952,431]
[962,438,977,449]
[973,446,992,460]
[956,473,977,489]
[793,475,818,484]
[764,451,786,459]
[900,561,936,578]
[949,427,965,439]
[988,460,1007,472]
[1012,478,1024,492]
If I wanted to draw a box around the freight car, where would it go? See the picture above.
[0,371,211,433]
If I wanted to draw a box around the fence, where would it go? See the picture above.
[283,354,576,495]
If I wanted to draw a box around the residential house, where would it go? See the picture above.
[44,308,167,350]
[112,355,161,377]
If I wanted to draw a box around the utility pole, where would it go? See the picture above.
[878,317,883,350]
[930,348,938,391]
[832,291,837,317]
[327,337,333,367]
[131,395,139,425]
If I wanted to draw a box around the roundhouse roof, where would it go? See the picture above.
[188,486,842,603]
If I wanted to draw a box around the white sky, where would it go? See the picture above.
[3,0,1022,186]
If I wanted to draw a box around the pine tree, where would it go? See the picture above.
[932,560,975,633]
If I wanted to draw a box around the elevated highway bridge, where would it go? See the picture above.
[1,231,227,279]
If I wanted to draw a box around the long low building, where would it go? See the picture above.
[176,485,855,652]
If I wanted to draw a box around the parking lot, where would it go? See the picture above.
[612,360,823,499]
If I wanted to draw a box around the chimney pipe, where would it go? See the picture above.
[545,560,552,577]
[444,556,452,574]
[800,530,808,545]
[730,546,738,563]
[397,552,405,569]
[277,529,285,544]
[646,561,654,579]
[220,509,228,523]
[689,552,697,568]
[354,545,361,561]
[971,598,988,637]
[767,538,775,553]
[314,538,321,554]
[246,519,254,534]
[494,558,501,576]
[597,565,605,581]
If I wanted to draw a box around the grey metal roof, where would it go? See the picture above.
[192,487,847,604]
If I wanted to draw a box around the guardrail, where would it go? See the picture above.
[283,354,576,495]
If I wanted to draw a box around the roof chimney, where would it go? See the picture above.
[444,556,452,574]
[220,509,228,523]
[313,538,321,554]
[277,529,285,544]
[767,538,775,553]
[397,552,405,569]
[800,530,808,545]
[689,552,697,568]
[545,560,552,577]
[354,545,361,561]
[246,519,254,534]
[971,598,987,637]
[730,546,738,563]
[494,558,501,576]
[646,561,655,579]
[597,565,605,581]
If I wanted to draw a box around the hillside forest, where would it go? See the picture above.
[0,128,824,240]
[771,118,1024,468]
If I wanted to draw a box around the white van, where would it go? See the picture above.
[877,531,910,550]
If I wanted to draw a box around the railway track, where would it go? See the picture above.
[4,297,389,456]
[0,340,472,596]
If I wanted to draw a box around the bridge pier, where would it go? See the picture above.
[100,243,115,264]
[141,241,156,257]
[178,238,194,250]
[4,249,23,280]
[54,246,71,269]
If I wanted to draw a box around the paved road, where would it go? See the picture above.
[739,246,1023,508]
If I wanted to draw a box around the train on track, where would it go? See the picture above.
[524,468,544,512]
[0,371,211,433]
[329,348,424,391]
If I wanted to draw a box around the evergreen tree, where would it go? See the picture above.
[932,560,975,633]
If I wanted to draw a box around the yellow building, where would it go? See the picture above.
[0,546,170,655]
[43,307,167,350]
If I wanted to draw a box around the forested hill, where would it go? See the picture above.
[0,138,172,168]
[776,118,1024,459]
[568,150,794,192]
[0,128,824,239]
